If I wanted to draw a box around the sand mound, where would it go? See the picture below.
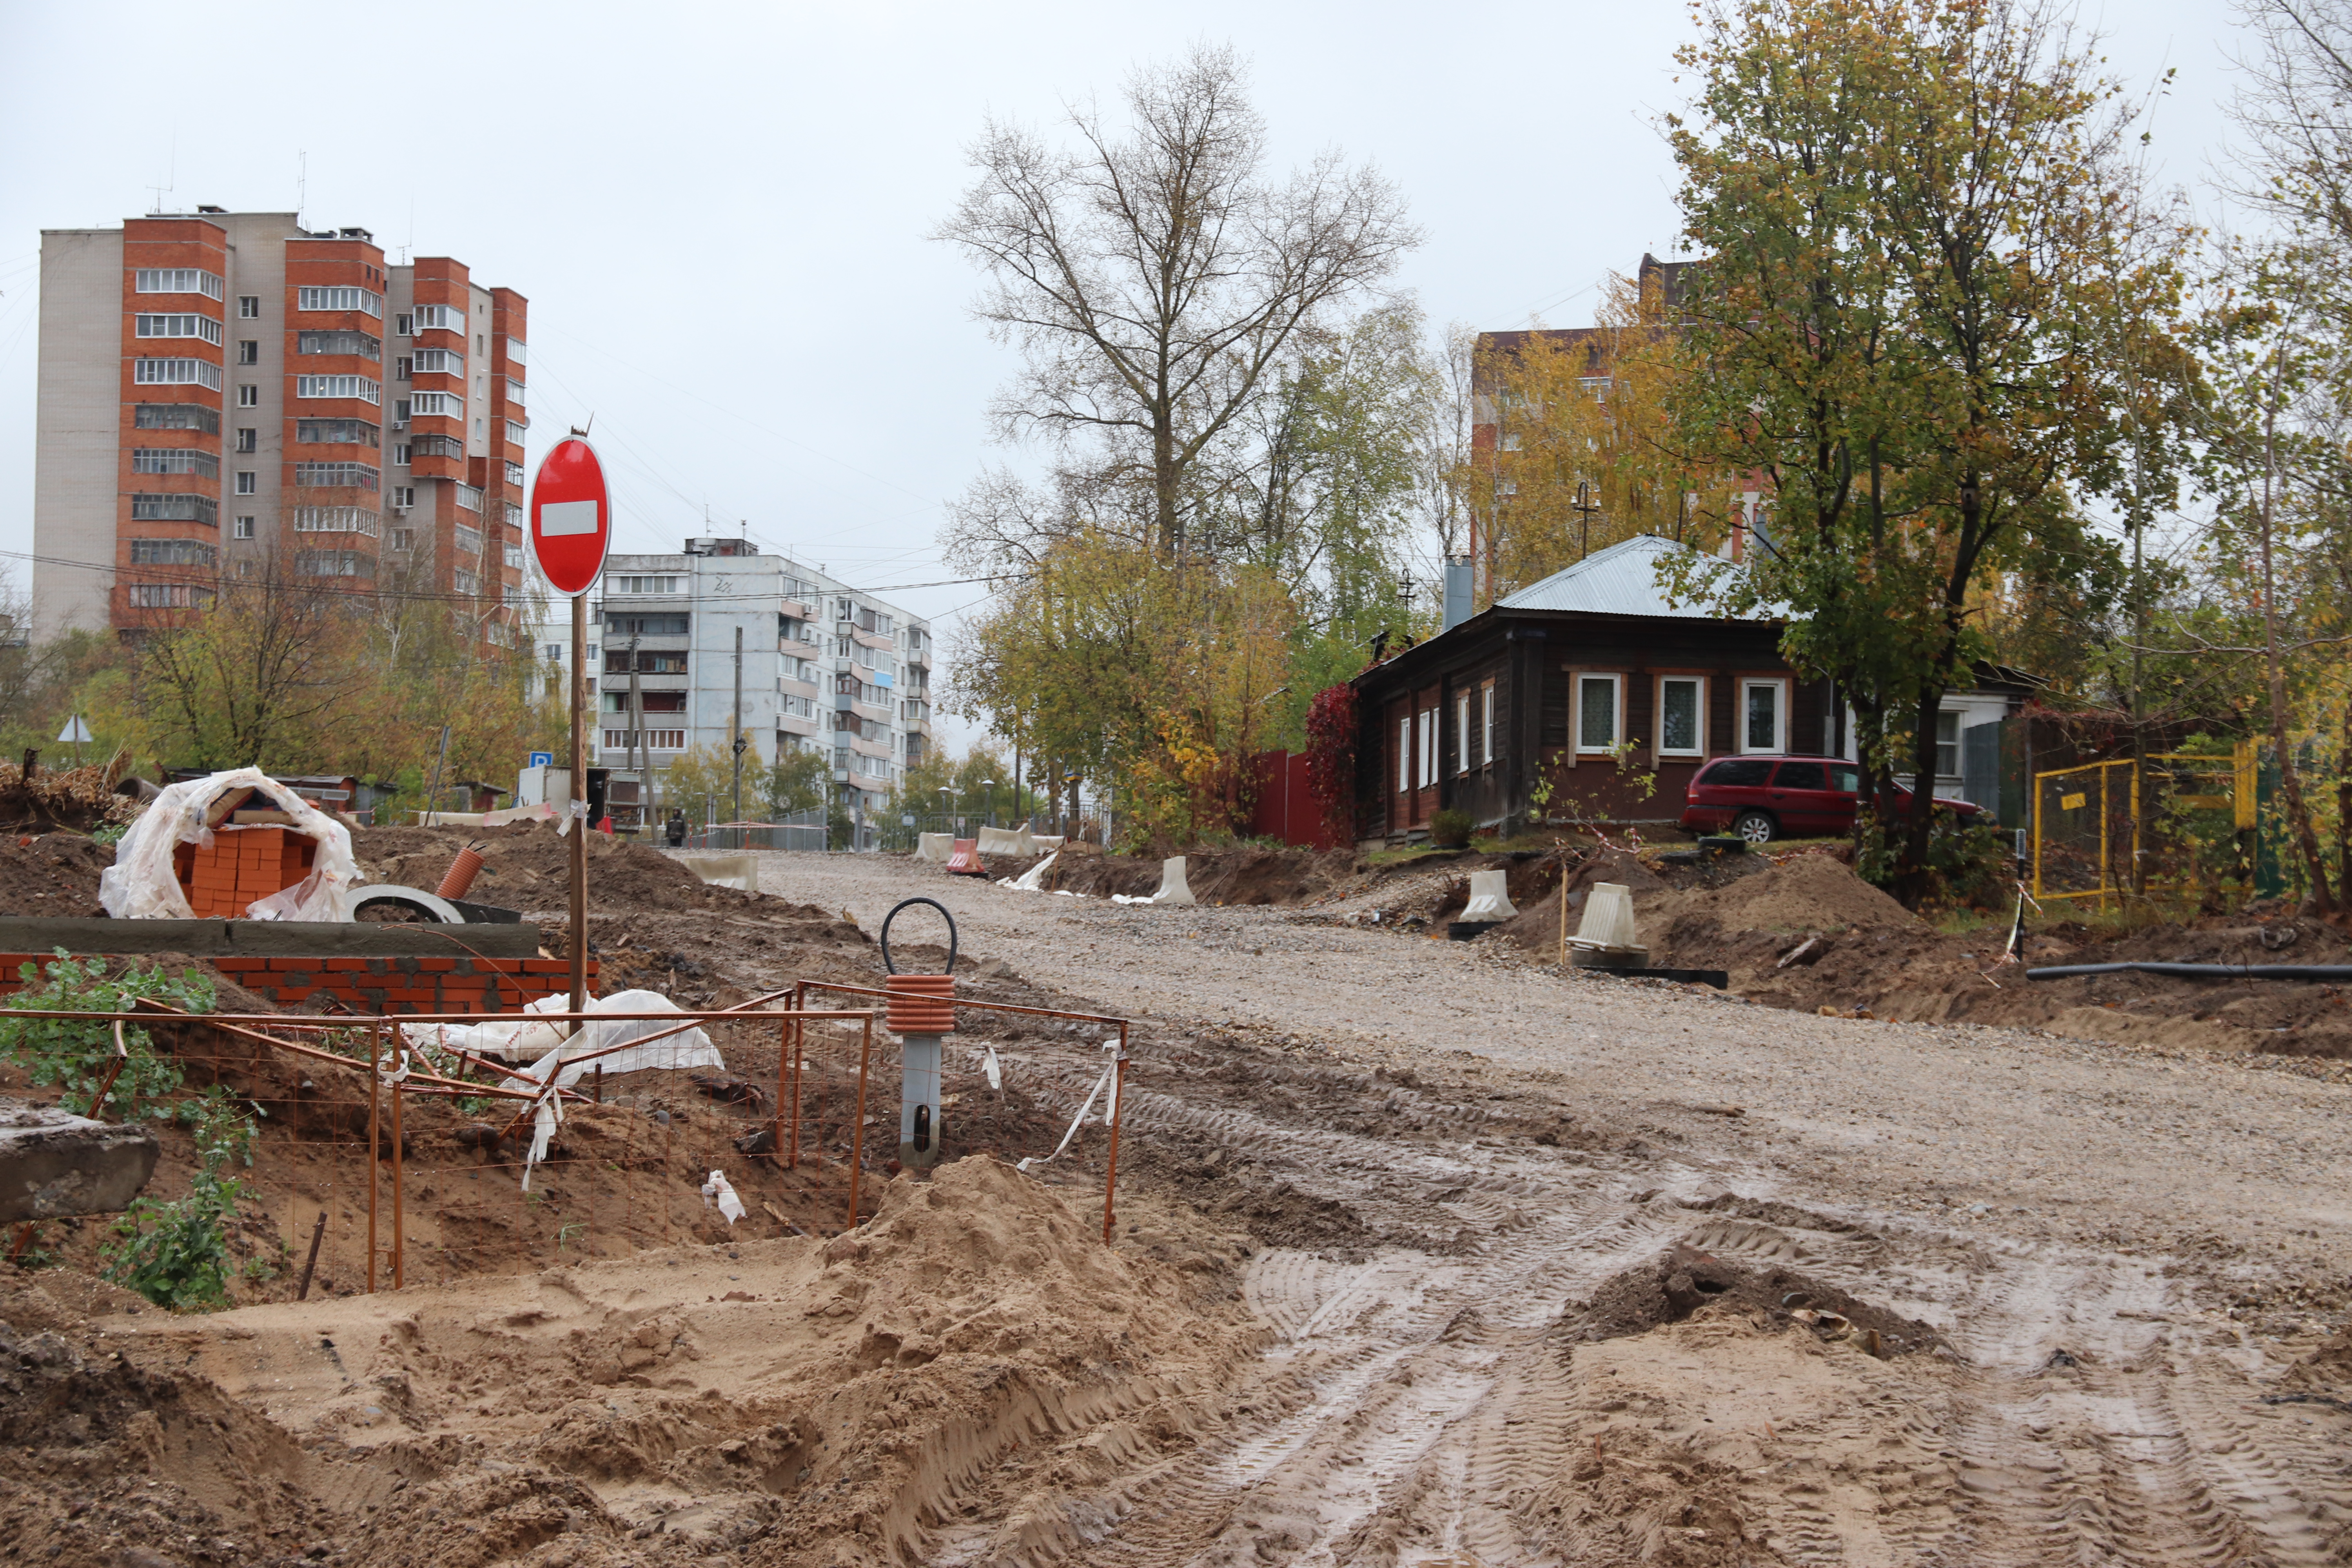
[61,1156,1254,1567]
[1695,852,1920,935]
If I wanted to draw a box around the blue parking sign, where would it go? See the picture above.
[528,751,554,768]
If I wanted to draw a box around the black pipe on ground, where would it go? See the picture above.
[2025,961,2352,982]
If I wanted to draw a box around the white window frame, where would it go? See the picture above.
[234,471,256,495]
[410,347,463,375]
[296,285,384,317]
[1934,709,1962,779]
[134,357,223,390]
[1397,715,1411,794]
[1656,675,1707,757]
[412,303,466,335]
[1575,673,1624,754]
[505,336,526,364]
[506,377,525,406]
[134,314,223,345]
[612,575,684,595]
[134,268,224,299]
[294,374,382,405]
[232,516,254,540]
[1455,692,1472,775]
[1418,706,1438,789]
[453,523,483,555]
[506,419,527,445]
[409,390,462,418]
[237,384,258,407]
[1739,678,1789,755]
[238,296,260,319]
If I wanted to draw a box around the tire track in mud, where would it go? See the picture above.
[960,1032,2352,1568]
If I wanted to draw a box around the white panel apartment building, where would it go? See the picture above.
[553,537,935,837]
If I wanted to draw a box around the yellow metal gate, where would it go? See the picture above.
[2031,743,2257,911]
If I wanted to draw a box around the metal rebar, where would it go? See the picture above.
[296,1209,326,1300]
[847,1014,873,1232]
[367,1022,380,1294]
[390,1063,405,1290]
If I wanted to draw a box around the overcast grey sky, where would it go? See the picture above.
[0,0,2246,751]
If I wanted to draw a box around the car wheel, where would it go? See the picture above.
[1733,810,1777,844]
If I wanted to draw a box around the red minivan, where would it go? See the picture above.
[1679,755,1988,843]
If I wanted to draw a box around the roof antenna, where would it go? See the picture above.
[296,151,307,229]
[147,134,175,216]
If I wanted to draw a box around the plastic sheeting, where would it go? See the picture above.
[998,852,1058,892]
[701,1170,746,1224]
[1113,856,1194,906]
[677,852,757,892]
[402,987,722,1071]
[1461,869,1517,922]
[100,766,360,922]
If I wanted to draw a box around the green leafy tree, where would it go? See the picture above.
[1662,0,2192,902]
[764,746,831,820]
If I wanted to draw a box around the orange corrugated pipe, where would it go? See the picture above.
[437,842,487,900]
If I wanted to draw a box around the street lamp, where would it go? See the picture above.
[984,779,998,829]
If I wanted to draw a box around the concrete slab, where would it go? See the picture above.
[0,1098,160,1221]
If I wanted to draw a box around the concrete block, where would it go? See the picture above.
[1152,857,1196,905]
[1461,869,1517,922]
[0,1098,160,1222]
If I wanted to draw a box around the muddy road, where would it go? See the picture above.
[752,850,2352,1566]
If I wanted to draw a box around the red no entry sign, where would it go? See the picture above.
[529,436,610,596]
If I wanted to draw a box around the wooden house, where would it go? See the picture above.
[1350,536,1833,842]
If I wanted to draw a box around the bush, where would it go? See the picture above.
[1429,808,1475,848]
[0,951,216,1119]
[103,1090,253,1312]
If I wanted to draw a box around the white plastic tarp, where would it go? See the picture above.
[998,851,1058,892]
[1114,857,1194,906]
[100,766,361,922]
[401,987,723,1071]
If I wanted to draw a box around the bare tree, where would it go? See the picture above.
[936,42,1419,558]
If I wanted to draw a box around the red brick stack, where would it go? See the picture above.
[174,826,318,918]
[0,953,596,1015]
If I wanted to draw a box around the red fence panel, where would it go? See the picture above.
[1250,751,1345,850]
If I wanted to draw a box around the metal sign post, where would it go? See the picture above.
[529,434,612,1014]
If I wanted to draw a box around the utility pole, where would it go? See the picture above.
[730,622,746,837]
[626,634,644,836]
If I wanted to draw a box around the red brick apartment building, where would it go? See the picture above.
[32,209,530,635]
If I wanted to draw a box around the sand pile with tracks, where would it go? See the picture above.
[9,1155,1254,1568]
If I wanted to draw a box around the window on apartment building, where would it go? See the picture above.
[134,314,223,345]
[391,486,415,508]
[294,507,379,536]
[395,357,412,381]
[395,313,413,337]
[238,296,259,319]
[1500,433,1522,452]
[504,543,522,568]
[296,418,380,446]
[407,391,460,417]
[410,347,461,375]
[297,550,373,578]
[128,539,218,567]
[234,427,256,453]
[611,575,682,595]
[235,471,256,495]
[453,524,483,555]
[132,403,220,433]
[506,420,526,446]
[295,374,381,404]
[129,494,218,524]
[297,330,381,360]
[454,483,483,512]
[388,528,413,551]
[474,416,485,438]
[412,303,464,334]
[233,340,256,365]
[126,584,195,609]
[134,358,222,390]
[296,286,384,316]
[134,268,224,299]
[292,462,379,490]
[453,568,480,595]
[131,448,219,478]
[238,385,258,407]
[232,516,254,539]
[393,443,410,466]
[505,461,524,486]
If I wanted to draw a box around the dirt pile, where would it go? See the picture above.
[0,830,115,916]
[353,820,761,918]
[1567,1238,1942,1355]
[38,1156,1253,1568]
[0,1269,341,1566]
[0,759,144,834]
